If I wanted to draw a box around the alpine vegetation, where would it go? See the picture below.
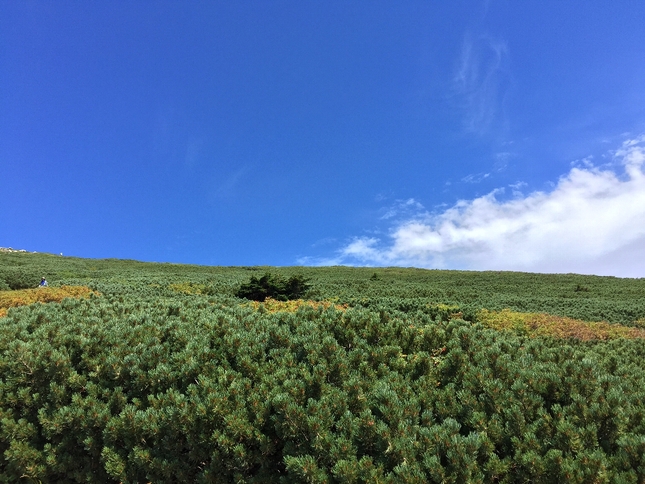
[1,252,645,482]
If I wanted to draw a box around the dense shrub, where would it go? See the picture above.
[235,273,311,301]
[2,299,645,482]
[478,308,645,340]
[0,268,41,290]
[0,286,95,319]
[1,252,645,482]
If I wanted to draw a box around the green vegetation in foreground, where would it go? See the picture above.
[1,251,645,483]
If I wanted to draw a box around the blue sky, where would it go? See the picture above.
[2,1,645,277]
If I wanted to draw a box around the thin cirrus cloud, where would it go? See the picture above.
[321,136,645,277]
[454,34,511,135]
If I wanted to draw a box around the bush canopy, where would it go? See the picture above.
[235,272,311,301]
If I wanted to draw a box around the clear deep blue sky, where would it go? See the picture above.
[2,1,645,276]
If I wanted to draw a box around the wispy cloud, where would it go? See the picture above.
[380,198,425,220]
[208,166,249,200]
[314,136,645,277]
[454,34,511,135]
[461,172,490,184]
[493,151,514,171]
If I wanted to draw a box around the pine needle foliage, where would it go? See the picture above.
[236,272,311,301]
[0,286,96,318]
[1,252,645,482]
[244,297,348,313]
[478,308,645,340]
[0,268,41,290]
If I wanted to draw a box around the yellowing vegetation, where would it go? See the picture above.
[0,286,97,318]
[169,282,209,295]
[246,298,348,313]
[478,308,645,340]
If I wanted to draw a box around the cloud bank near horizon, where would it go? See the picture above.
[312,136,645,278]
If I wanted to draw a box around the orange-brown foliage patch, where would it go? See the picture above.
[478,308,645,341]
[246,298,348,313]
[0,286,97,317]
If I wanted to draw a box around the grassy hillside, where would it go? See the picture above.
[1,252,645,482]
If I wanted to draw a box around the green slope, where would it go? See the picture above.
[1,252,645,482]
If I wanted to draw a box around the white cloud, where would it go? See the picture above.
[329,136,645,277]
[570,155,594,169]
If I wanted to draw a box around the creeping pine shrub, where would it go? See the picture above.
[235,273,311,301]
[0,269,41,290]
[477,308,645,340]
[244,297,348,313]
[0,286,96,317]
[169,282,214,295]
